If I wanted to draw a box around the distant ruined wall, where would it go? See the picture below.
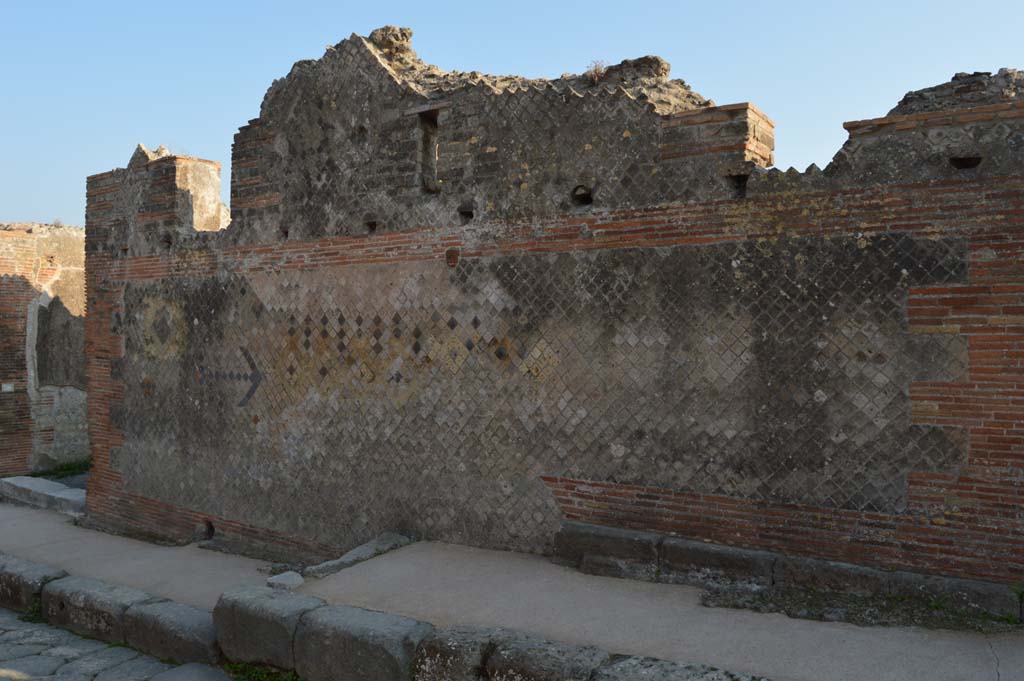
[85,28,1024,583]
[0,223,87,475]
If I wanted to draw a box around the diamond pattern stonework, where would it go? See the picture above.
[114,234,968,551]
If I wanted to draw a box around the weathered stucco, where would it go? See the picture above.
[84,28,1024,582]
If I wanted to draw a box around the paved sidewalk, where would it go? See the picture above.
[301,541,1018,681]
[1,503,1019,681]
[0,504,265,610]
[0,607,228,680]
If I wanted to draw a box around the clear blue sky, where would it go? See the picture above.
[2,0,1022,226]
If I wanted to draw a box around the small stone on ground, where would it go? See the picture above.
[267,570,304,590]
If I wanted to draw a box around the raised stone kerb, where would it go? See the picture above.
[659,536,776,587]
[0,476,86,515]
[41,576,163,644]
[0,553,67,612]
[124,600,221,665]
[552,521,660,581]
[484,633,611,681]
[555,521,1020,617]
[213,585,325,670]
[294,604,433,681]
[773,554,1018,617]
[592,656,771,681]
[412,626,507,681]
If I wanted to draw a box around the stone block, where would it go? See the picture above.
[41,576,160,644]
[485,633,611,681]
[124,600,221,665]
[773,555,891,595]
[0,554,67,612]
[886,570,1016,617]
[294,604,433,681]
[51,488,87,514]
[412,625,508,681]
[551,522,660,577]
[0,476,85,515]
[770,554,1017,617]
[659,537,775,587]
[579,553,659,581]
[592,655,770,680]
[213,585,325,670]
[303,532,413,578]
[267,570,304,590]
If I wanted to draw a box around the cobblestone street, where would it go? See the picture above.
[0,607,225,681]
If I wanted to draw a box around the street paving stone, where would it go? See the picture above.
[0,607,229,680]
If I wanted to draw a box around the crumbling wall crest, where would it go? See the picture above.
[890,68,1022,115]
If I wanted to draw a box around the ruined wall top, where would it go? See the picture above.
[262,26,712,117]
[237,26,773,242]
[888,68,1022,115]
[748,68,1024,194]
[1,223,83,236]
[85,27,1023,256]
[0,223,85,290]
[127,143,173,169]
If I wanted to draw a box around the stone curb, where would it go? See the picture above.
[212,588,766,681]
[412,625,508,681]
[295,603,433,681]
[125,599,222,665]
[0,549,770,681]
[42,575,163,644]
[594,655,768,681]
[0,553,222,666]
[0,476,86,516]
[0,552,68,612]
[485,633,611,681]
[661,536,776,587]
[552,521,1018,617]
[410,625,769,681]
[213,585,326,671]
[552,522,660,582]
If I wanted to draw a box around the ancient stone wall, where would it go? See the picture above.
[84,28,1024,581]
[0,223,87,474]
